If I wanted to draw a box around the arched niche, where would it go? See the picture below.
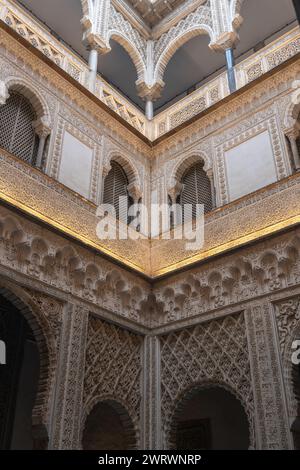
[168,384,251,450]
[82,399,138,450]
[155,33,225,111]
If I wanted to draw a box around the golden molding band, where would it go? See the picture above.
[0,190,148,276]
[153,215,300,278]
[1,178,300,280]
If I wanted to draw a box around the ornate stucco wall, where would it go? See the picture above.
[0,2,300,451]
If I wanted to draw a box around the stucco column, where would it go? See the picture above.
[168,182,183,229]
[127,182,142,232]
[210,29,239,94]
[136,78,164,121]
[50,303,89,449]
[88,48,99,93]
[33,116,52,169]
[0,81,9,105]
[225,47,237,93]
[145,99,154,121]
[244,302,293,449]
[286,128,300,171]
[207,169,216,209]
[36,136,46,168]
[141,336,162,450]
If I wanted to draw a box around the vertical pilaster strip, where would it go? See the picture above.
[142,335,161,450]
[49,303,89,449]
[245,302,292,449]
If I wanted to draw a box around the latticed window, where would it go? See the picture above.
[0,91,39,165]
[103,161,130,223]
[178,162,213,222]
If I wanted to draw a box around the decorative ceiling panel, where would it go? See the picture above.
[125,0,189,27]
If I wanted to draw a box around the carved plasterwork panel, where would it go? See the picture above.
[153,1,213,82]
[160,312,255,448]
[245,302,292,449]
[51,303,89,449]
[274,297,300,429]
[82,315,143,444]
[152,227,300,325]
[0,204,151,325]
[22,287,64,348]
[108,4,147,79]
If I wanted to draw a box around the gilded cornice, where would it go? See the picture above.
[1,148,300,279]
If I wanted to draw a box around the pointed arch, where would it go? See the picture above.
[3,76,52,123]
[230,0,245,21]
[80,0,94,18]
[168,151,212,193]
[81,395,139,450]
[154,25,214,83]
[107,31,146,81]
[166,381,253,450]
[103,149,141,189]
[0,280,57,449]
[284,96,300,131]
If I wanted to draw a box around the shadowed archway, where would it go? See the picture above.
[82,399,138,450]
[0,283,56,449]
[168,385,251,450]
[0,292,40,449]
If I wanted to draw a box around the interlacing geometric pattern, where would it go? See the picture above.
[275,297,300,448]
[154,0,212,66]
[83,316,143,425]
[160,313,254,444]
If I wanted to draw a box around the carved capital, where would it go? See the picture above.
[168,180,183,202]
[136,78,165,101]
[232,13,244,30]
[0,80,9,105]
[102,163,112,179]
[127,182,142,202]
[33,115,52,138]
[284,125,300,141]
[84,33,111,54]
[80,15,93,32]
[210,31,240,53]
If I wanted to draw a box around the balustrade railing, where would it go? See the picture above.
[0,0,299,139]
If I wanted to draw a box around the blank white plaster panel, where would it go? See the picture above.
[59,130,93,198]
[225,130,277,202]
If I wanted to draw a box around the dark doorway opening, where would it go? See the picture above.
[0,294,40,449]
[82,401,137,450]
[173,387,250,450]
